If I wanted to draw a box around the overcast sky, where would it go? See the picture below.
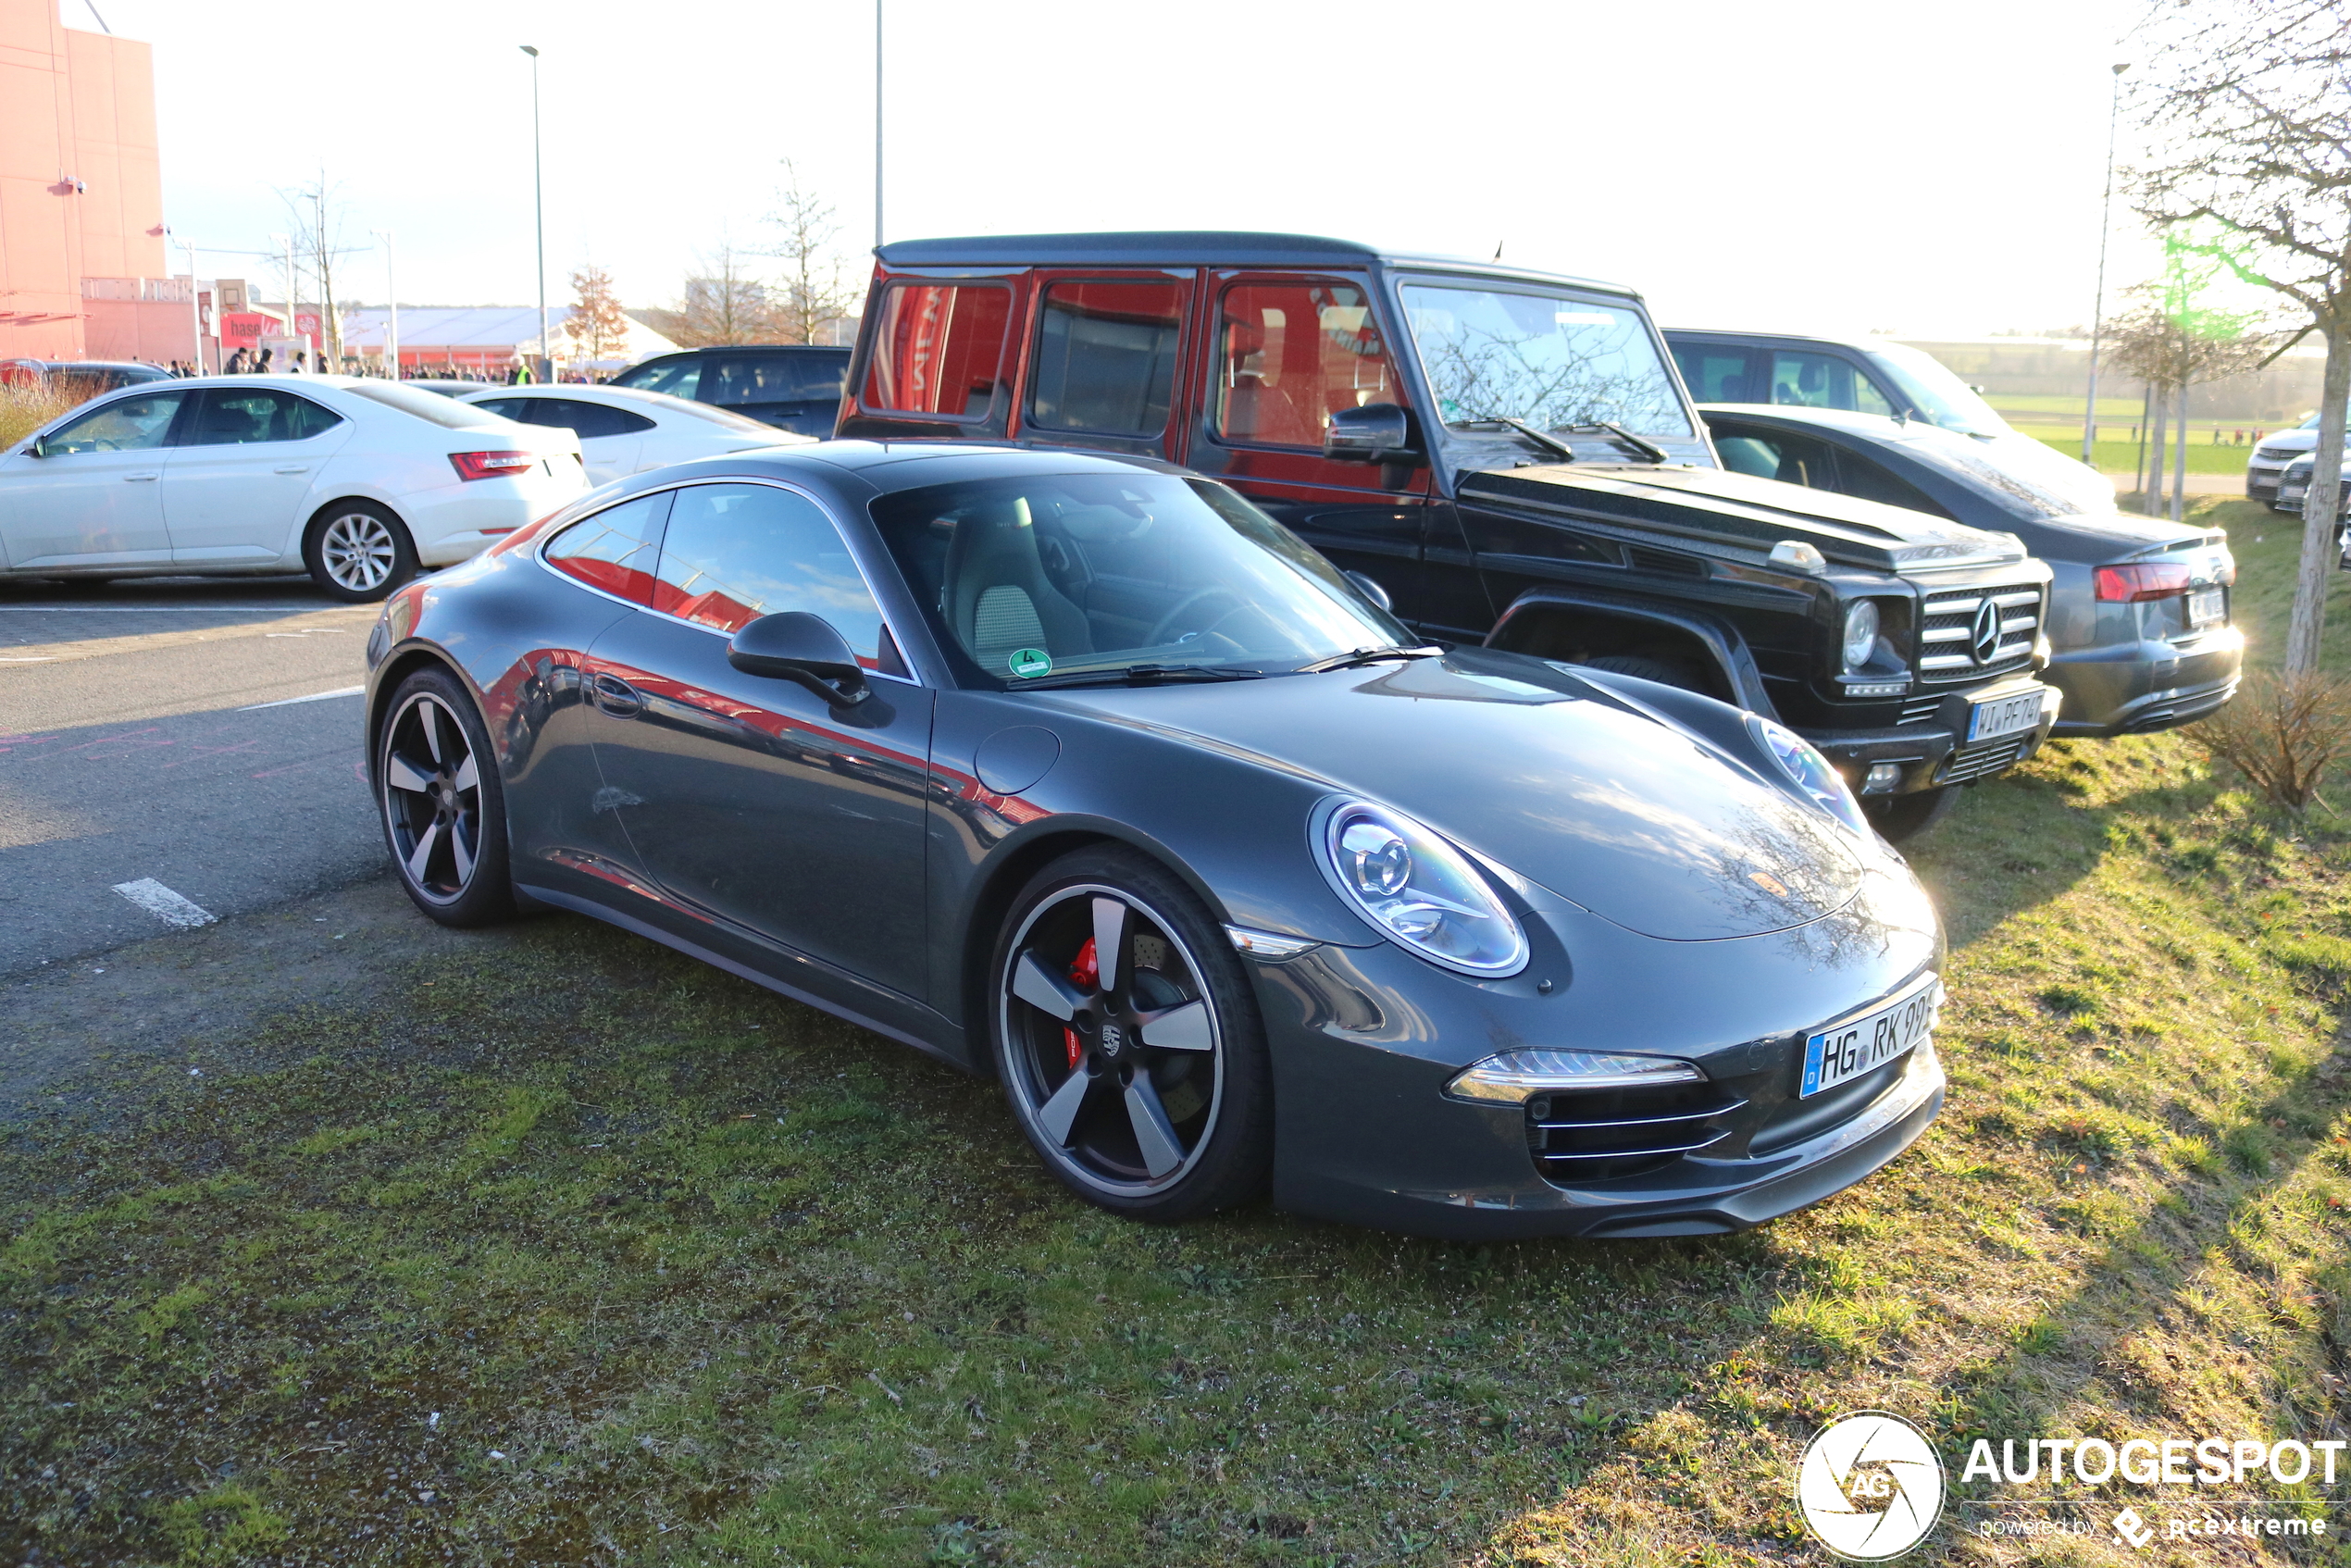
[90,0,2170,337]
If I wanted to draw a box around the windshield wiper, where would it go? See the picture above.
[1011,664,1265,690]
[1566,421,1672,464]
[1295,644,1446,673]
[1453,417,1577,461]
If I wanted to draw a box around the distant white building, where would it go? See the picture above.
[337,306,678,378]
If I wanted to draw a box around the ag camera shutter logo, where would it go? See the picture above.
[1797,1412,1945,1560]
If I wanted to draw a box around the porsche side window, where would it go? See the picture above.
[1712,428,1836,488]
[544,490,672,604]
[1215,282,1400,449]
[654,483,897,671]
[860,283,1012,417]
[1028,280,1186,436]
[39,391,186,454]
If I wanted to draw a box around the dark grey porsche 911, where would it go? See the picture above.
[363,442,1946,1238]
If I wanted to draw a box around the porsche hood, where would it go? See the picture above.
[1059,651,1869,942]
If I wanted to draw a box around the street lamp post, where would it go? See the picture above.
[179,234,204,376]
[2081,61,2130,466]
[522,44,547,383]
[375,230,398,380]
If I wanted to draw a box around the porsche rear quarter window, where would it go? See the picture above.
[861,283,1013,417]
[544,490,671,604]
[653,483,892,667]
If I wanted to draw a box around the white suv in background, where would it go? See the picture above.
[0,376,587,601]
[2246,414,2338,508]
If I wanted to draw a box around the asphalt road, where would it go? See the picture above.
[0,576,388,975]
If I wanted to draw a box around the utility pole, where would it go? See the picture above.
[522,44,547,381]
[179,234,204,375]
[2081,61,2129,466]
[874,1,885,250]
[375,230,398,379]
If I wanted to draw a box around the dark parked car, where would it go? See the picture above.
[611,345,851,436]
[1698,404,2240,737]
[365,442,1947,1238]
[2,358,173,396]
[834,233,2059,839]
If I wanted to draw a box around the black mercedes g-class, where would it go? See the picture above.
[835,232,2058,837]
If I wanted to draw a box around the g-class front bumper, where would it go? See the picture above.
[1807,674,2062,797]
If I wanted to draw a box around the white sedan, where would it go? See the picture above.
[0,376,588,601]
[455,384,809,485]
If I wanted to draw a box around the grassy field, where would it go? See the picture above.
[2031,432,2254,478]
[6,503,2351,1565]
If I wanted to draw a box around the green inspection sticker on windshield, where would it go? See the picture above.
[1007,648,1052,678]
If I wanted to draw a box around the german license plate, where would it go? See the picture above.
[2188,587,2225,628]
[1801,976,1942,1099]
[1967,690,2043,742]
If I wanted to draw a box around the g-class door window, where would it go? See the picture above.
[1769,351,1897,417]
[1027,280,1187,437]
[1214,282,1403,449]
[860,282,1013,418]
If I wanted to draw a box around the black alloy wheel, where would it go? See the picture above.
[993,848,1272,1221]
[377,668,514,927]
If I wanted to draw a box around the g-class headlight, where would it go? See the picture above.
[1319,801,1528,977]
[1840,600,1881,672]
[1748,716,1869,835]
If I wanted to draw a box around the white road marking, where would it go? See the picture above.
[113,877,217,929]
[240,685,364,710]
[0,656,56,662]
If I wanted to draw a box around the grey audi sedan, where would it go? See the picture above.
[1699,404,2240,737]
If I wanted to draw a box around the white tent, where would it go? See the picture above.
[337,306,677,375]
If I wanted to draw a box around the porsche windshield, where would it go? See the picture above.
[1401,282,1694,439]
[869,472,1409,685]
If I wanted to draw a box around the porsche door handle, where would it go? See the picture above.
[123,471,159,481]
[590,672,645,716]
[272,464,311,475]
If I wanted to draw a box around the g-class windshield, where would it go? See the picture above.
[1400,283,1693,441]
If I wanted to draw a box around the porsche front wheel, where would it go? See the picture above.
[991,848,1272,1222]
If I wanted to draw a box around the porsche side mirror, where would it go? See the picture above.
[1324,403,1422,466]
[26,434,47,457]
[728,611,870,705]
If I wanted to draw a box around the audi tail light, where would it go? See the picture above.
[449,450,537,481]
[2095,562,2194,603]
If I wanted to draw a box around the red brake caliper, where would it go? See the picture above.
[1064,937,1099,1070]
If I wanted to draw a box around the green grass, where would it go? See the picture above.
[2031,432,2256,477]
[8,534,2351,1564]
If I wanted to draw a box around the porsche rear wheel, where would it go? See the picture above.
[991,848,1272,1221]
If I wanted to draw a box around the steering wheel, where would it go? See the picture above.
[1148,587,1246,646]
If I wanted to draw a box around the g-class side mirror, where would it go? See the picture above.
[728,610,871,706]
[1324,403,1422,466]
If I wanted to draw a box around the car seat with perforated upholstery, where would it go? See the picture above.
[942,500,1094,675]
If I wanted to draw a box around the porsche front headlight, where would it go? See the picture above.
[1320,801,1528,976]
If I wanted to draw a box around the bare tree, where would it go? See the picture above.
[672,241,775,347]
[564,264,632,372]
[2129,0,2351,672]
[765,160,856,345]
[280,170,353,369]
[2101,245,2278,518]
